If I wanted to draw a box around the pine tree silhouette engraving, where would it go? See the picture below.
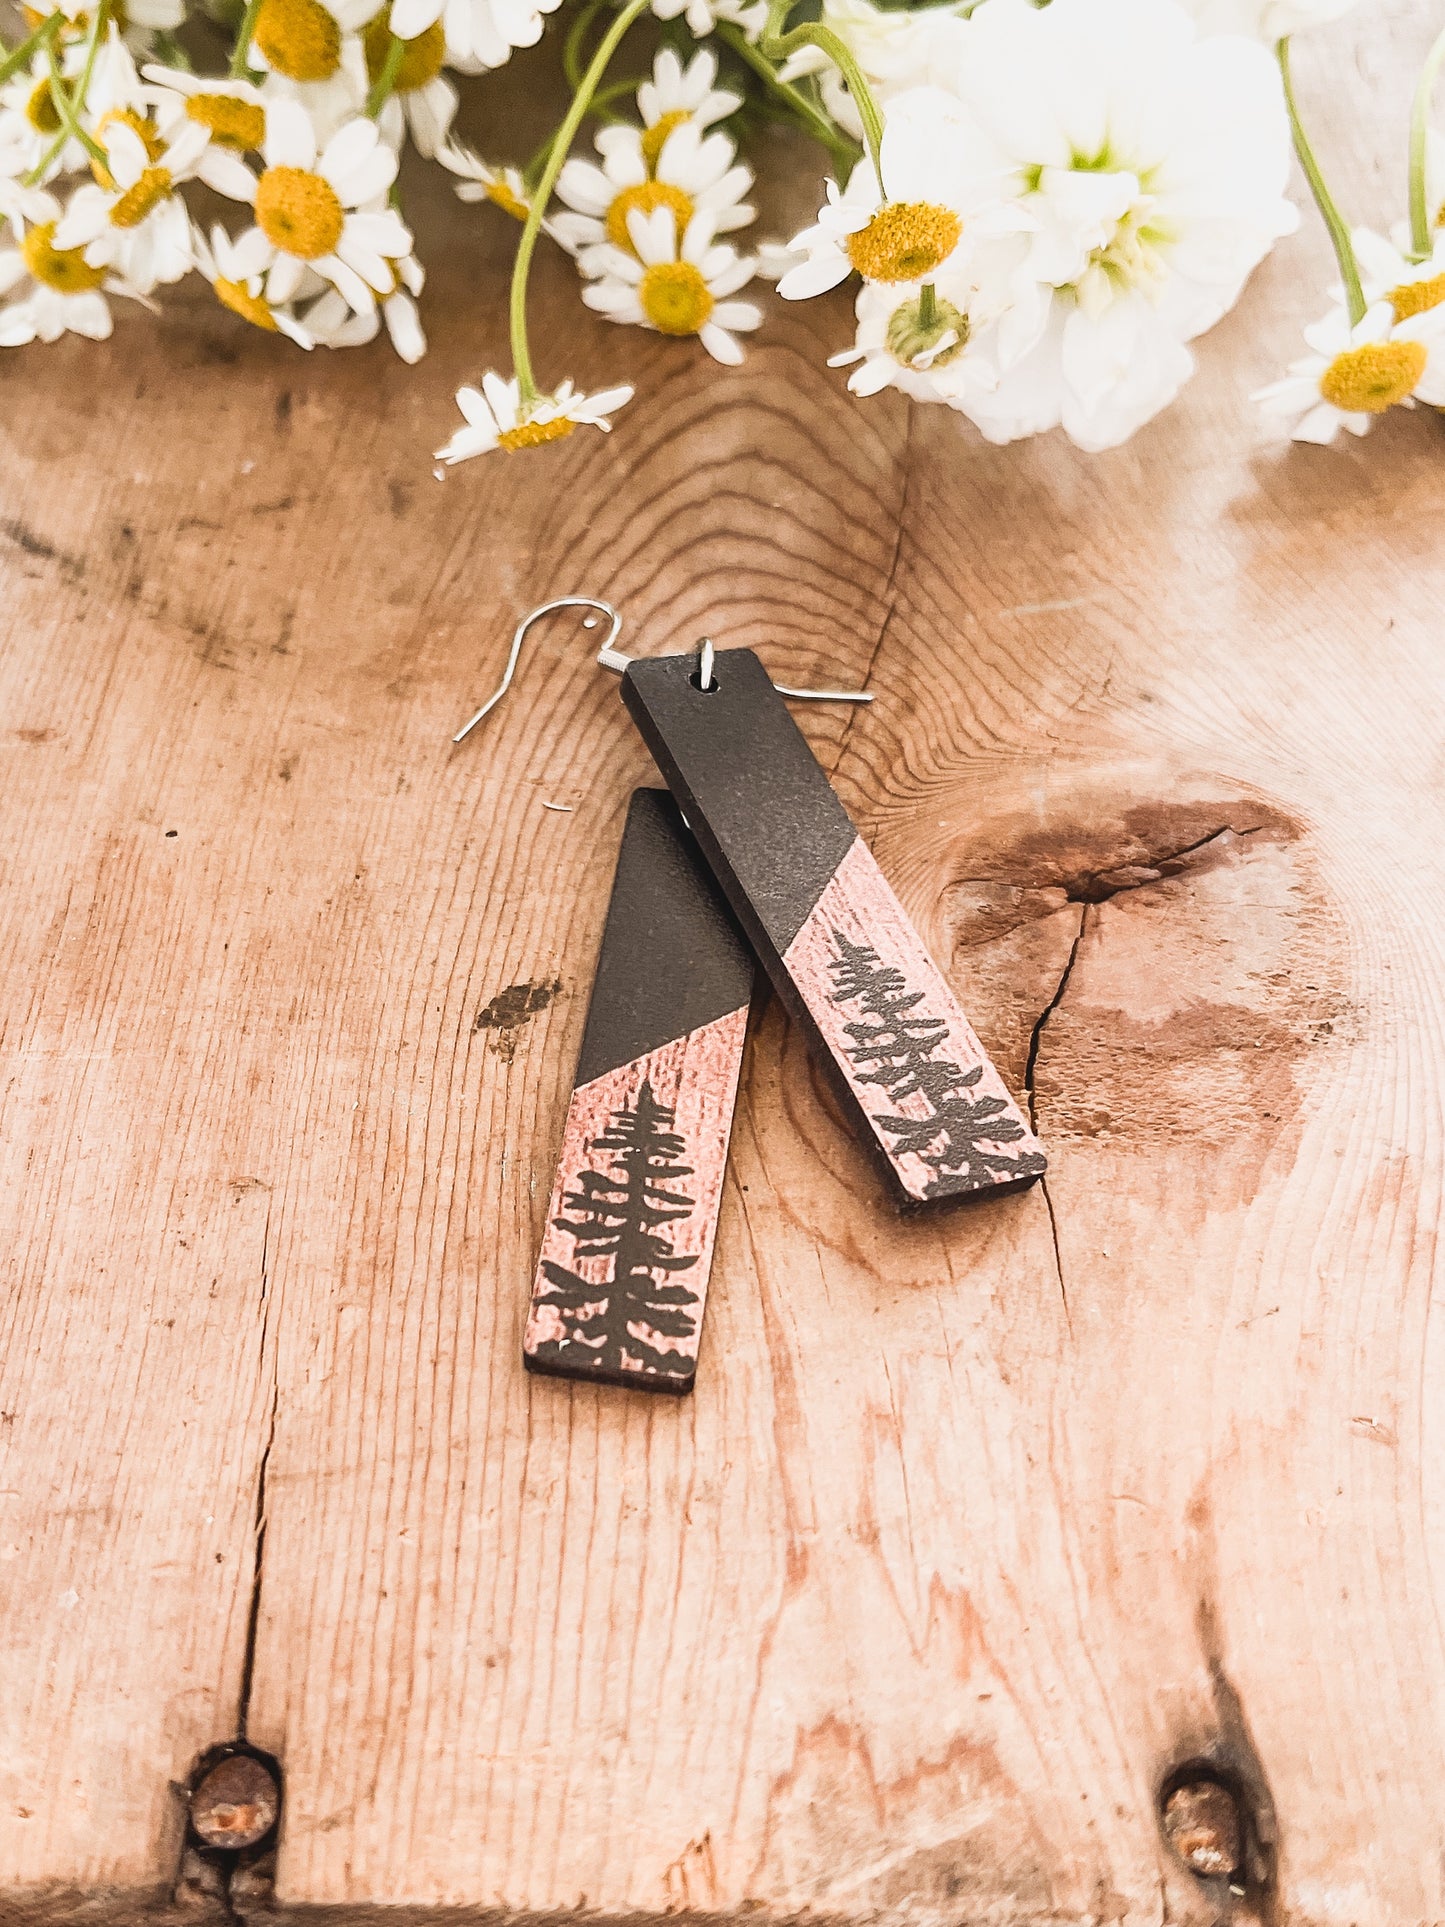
[534,1079,701,1377]
[829,932,1045,1196]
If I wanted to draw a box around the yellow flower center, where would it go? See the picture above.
[845,201,962,284]
[497,417,577,450]
[1387,272,1445,323]
[90,109,165,187]
[639,258,714,336]
[24,80,61,135]
[484,177,528,220]
[1319,338,1428,414]
[215,274,279,331]
[640,109,689,173]
[605,179,693,253]
[255,165,345,258]
[185,92,266,151]
[20,220,106,293]
[253,0,341,82]
[109,164,172,227]
[363,8,446,90]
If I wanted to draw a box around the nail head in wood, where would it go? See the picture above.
[189,1753,280,1850]
[1161,1775,1243,1879]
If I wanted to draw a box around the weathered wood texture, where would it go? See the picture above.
[3,7,1444,1922]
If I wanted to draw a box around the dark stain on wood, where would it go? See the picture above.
[475,979,563,1061]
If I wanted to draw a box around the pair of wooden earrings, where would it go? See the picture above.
[455,601,1047,1396]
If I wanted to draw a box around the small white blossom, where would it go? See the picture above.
[638,46,741,142]
[436,140,541,226]
[227,98,410,313]
[1255,299,1445,444]
[582,204,760,365]
[927,0,1298,448]
[436,372,634,463]
[193,221,314,344]
[829,274,1003,406]
[555,119,753,273]
[389,0,562,71]
[778,87,1026,303]
[56,118,253,293]
[0,184,141,344]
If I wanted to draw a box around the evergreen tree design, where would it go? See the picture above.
[829,932,1046,1197]
[533,1079,701,1379]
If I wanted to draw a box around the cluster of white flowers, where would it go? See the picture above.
[777,0,1300,454]
[4,0,1419,464]
[0,0,558,350]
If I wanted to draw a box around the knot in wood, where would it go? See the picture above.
[189,1754,280,1850]
[1161,1775,1242,1879]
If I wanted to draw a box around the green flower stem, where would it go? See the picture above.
[760,0,885,194]
[365,32,405,116]
[509,0,653,409]
[715,20,859,176]
[0,9,62,88]
[917,281,936,329]
[26,2,103,188]
[1409,22,1445,259]
[44,14,107,168]
[562,0,605,93]
[229,0,266,77]
[1277,36,1365,328]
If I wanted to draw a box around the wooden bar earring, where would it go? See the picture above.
[451,601,862,1393]
[522,788,754,1393]
[620,643,1046,1211]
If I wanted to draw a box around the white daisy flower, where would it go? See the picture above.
[193,221,314,346]
[248,0,382,77]
[1176,0,1359,37]
[554,119,753,274]
[778,87,1026,303]
[1254,299,1445,445]
[1352,227,1445,327]
[0,56,91,181]
[55,118,253,292]
[581,204,760,365]
[363,10,457,158]
[226,98,410,313]
[388,0,561,73]
[924,0,1298,449]
[829,274,1003,406]
[436,372,634,463]
[436,140,534,221]
[142,67,267,158]
[637,46,741,159]
[302,253,425,359]
[650,0,767,44]
[0,184,139,344]
[246,0,375,144]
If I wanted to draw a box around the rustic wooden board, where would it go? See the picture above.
[3,7,1445,1922]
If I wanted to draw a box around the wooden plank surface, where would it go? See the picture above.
[4,6,1445,1921]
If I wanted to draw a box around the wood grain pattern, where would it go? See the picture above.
[2,8,1444,1921]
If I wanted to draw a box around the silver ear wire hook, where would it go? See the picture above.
[453,596,623,743]
[452,596,872,742]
